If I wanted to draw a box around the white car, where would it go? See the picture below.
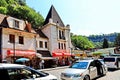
[104,56,120,69]
[61,59,107,80]
[0,63,57,80]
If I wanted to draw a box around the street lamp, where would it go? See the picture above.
[13,41,16,63]
[8,40,16,63]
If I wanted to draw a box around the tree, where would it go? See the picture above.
[0,0,44,28]
[102,38,109,48]
[71,34,95,50]
[0,0,7,7]
[0,7,7,14]
[115,33,120,46]
[94,42,103,48]
[16,0,26,6]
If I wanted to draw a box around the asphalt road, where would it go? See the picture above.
[42,68,120,80]
[96,69,120,80]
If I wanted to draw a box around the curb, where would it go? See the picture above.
[37,66,69,71]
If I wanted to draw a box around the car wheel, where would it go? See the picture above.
[84,75,90,80]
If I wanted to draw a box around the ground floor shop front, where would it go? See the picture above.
[52,52,75,66]
[1,49,75,69]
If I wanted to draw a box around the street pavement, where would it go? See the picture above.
[38,66,68,80]
[39,67,120,80]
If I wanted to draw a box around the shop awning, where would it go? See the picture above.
[63,53,71,56]
[7,50,36,58]
[52,53,63,57]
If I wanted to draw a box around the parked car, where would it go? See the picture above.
[0,63,57,80]
[104,56,120,69]
[61,59,107,80]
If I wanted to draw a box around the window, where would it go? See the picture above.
[0,69,10,80]
[7,67,44,80]
[70,62,88,69]
[61,43,63,49]
[45,42,47,48]
[62,31,65,40]
[9,34,15,43]
[14,20,19,28]
[59,30,65,40]
[58,43,60,49]
[39,41,43,48]
[89,61,95,67]
[19,36,24,44]
[59,30,62,39]
[64,43,66,49]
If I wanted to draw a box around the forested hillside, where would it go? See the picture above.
[88,33,118,42]
[0,0,44,28]
[88,33,118,48]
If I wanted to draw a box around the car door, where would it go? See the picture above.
[89,61,97,79]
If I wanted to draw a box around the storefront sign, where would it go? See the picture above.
[52,53,63,57]
[7,50,36,58]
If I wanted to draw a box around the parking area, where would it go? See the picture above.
[43,67,120,80]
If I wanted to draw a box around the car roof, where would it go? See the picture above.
[76,59,94,63]
[0,63,25,69]
[104,56,118,58]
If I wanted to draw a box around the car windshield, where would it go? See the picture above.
[70,62,88,69]
[6,66,49,80]
[104,58,115,62]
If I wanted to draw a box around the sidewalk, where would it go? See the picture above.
[37,66,69,71]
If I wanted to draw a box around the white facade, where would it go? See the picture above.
[36,35,49,51]
[42,19,71,55]
[1,17,36,60]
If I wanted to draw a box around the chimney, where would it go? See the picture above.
[25,21,31,32]
[49,18,53,23]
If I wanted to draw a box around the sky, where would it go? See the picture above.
[26,0,120,36]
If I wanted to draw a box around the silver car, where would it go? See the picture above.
[61,59,107,80]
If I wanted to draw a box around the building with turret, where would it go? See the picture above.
[41,5,72,58]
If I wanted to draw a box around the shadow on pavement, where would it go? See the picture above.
[108,68,119,72]
[92,75,106,80]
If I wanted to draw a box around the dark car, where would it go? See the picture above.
[0,63,57,80]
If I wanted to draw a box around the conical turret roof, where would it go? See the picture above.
[44,5,65,27]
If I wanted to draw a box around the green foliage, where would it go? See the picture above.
[7,0,17,4]
[16,0,26,6]
[71,34,95,50]
[102,38,109,48]
[0,7,7,14]
[0,0,44,28]
[0,0,7,7]
[115,33,120,46]
[94,42,103,48]
[108,41,115,47]
[93,41,114,49]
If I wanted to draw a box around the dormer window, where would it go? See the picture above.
[14,20,19,28]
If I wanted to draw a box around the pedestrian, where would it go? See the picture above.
[41,59,45,69]
[39,60,42,69]
[39,59,44,69]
